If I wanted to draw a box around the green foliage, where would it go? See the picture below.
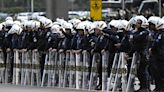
[0,0,46,13]
[1,7,25,14]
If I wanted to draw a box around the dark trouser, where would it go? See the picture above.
[5,50,14,83]
[149,56,164,90]
[127,57,132,81]
[39,52,46,80]
[156,61,164,90]
[88,52,92,80]
[96,53,102,86]
[107,53,115,77]
[137,52,148,89]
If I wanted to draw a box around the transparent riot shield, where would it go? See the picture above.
[47,50,57,87]
[23,51,32,86]
[102,51,109,91]
[106,53,119,92]
[69,50,76,88]
[21,50,25,85]
[112,53,123,92]
[121,53,128,92]
[5,50,13,84]
[75,51,83,89]
[51,50,58,87]
[41,50,56,87]
[89,53,101,90]
[58,50,65,88]
[126,52,137,92]
[0,50,5,83]
[31,50,41,86]
[63,50,70,88]
[41,52,49,87]
[12,50,21,85]
[82,50,90,90]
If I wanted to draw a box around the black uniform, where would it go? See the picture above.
[149,30,164,90]
[102,29,120,77]
[47,32,62,50]
[131,27,149,90]
[118,30,133,81]
[91,34,109,90]
[37,28,50,79]
[71,34,91,51]
[58,31,73,51]
[27,30,38,50]
[119,31,132,53]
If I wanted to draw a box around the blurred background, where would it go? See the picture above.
[0,0,163,21]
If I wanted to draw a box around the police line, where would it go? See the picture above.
[0,49,139,92]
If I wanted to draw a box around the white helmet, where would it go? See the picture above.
[88,23,96,34]
[82,20,93,33]
[5,20,14,27]
[26,21,33,29]
[51,24,64,37]
[56,18,68,27]
[95,21,107,30]
[114,21,123,30]
[134,15,149,28]
[82,20,92,29]
[1,22,6,28]
[108,20,119,28]
[31,20,40,30]
[51,24,61,33]
[116,20,129,30]
[63,22,76,34]
[68,18,81,28]
[13,21,21,26]
[52,22,61,26]
[63,22,73,30]
[156,19,164,30]
[148,16,160,26]
[0,24,3,31]
[21,20,28,29]
[8,24,23,35]
[127,17,136,30]
[37,16,47,22]
[76,22,86,30]
[43,19,53,28]
[5,16,13,21]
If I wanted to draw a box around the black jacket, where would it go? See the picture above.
[27,31,38,50]
[92,34,109,53]
[0,31,5,49]
[102,29,120,53]
[19,30,30,49]
[71,34,91,51]
[151,31,164,59]
[47,33,61,50]
[119,31,132,53]
[58,32,73,50]
[131,28,149,52]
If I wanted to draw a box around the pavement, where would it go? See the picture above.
[0,84,95,92]
[0,79,155,92]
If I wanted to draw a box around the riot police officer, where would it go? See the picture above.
[130,16,149,92]
[149,18,164,92]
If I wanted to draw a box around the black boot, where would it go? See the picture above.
[95,84,102,90]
